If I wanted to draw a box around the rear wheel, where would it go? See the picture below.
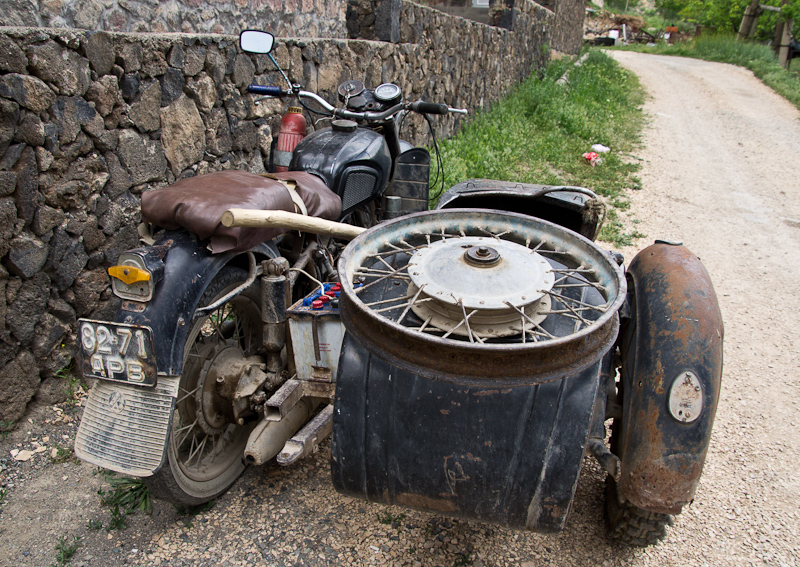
[606,474,673,546]
[145,267,262,506]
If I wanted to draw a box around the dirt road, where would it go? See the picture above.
[2,51,799,567]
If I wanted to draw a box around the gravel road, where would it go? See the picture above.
[2,50,799,567]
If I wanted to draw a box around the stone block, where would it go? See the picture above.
[0,73,56,114]
[85,31,116,76]
[0,35,27,74]
[117,129,166,185]
[5,233,49,278]
[160,95,205,175]
[0,351,40,423]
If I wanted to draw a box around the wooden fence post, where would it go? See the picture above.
[738,0,762,40]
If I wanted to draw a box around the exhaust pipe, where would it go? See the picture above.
[244,398,315,466]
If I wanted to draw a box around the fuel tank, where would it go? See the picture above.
[290,123,391,214]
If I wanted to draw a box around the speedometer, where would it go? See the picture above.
[374,83,402,104]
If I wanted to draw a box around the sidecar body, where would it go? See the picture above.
[330,182,723,541]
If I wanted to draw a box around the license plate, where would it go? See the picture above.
[78,319,158,387]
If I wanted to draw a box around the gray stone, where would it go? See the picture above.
[5,233,48,278]
[72,0,105,29]
[15,112,45,147]
[0,351,40,423]
[141,49,167,78]
[35,376,70,405]
[52,96,97,145]
[0,98,19,159]
[44,155,109,209]
[119,42,143,72]
[0,73,56,114]
[220,83,248,120]
[97,189,139,235]
[31,312,69,360]
[160,67,185,106]
[6,272,49,344]
[27,40,91,97]
[160,95,205,175]
[99,224,137,269]
[0,171,15,197]
[72,266,110,317]
[54,238,89,291]
[47,297,77,324]
[129,80,161,132]
[232,53,255,89]
[94,130,119,152]
[35,146,54,172]
[12,146,39,225]
[204,45,227,85]
[86,250,105,270]
[83,220,104,251]
[32,204,64,236]
[0,35,27,74]
[184,45,206,76]
[81,111,106,139]
[104,151,132,198]
[1,143,24,171]
[168,44,185,68]
[0,0,38,26]
[86,75,122,117]
[117,129,166,185]
[52,131,93,162]
[204,108,232,157]
[85,31,116,76]
[375,0,402,43]
[120,72,140,102]
[0,198,16,258]
[185,72,216,113]
[231,120,258,152]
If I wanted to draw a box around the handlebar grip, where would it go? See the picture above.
[247,85,283,96]
[409,101,450,115]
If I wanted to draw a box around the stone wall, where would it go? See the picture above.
[0,8,561,421]
[0,0,348,38]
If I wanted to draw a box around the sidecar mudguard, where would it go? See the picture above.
[114,230,278,376]
[618,243,723,514]
[332,334,602,533]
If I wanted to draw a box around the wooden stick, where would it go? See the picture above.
[221,209,366,241]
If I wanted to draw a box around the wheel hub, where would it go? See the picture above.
[196,342,244,435]
[406,236,554,337]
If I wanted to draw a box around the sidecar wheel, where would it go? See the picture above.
[606,476,673,547]
[146,267,262,506]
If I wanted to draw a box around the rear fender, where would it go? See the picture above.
[618,243,723,514]
[114,230,278,376]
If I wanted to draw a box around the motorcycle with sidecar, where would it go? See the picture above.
[74,30,723,547]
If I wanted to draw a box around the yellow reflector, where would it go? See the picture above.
[108,265,151,285]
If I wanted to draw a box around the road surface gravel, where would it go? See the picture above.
[1,50,799,567]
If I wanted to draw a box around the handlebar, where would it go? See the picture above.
[247,85,467,119]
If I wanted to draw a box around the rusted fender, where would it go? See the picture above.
[618,243,723,515]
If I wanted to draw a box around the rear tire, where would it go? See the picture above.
[606,476,673,546]
[145,267,262,506]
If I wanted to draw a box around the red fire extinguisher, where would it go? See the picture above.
[274,106,306,172]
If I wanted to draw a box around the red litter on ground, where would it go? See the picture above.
[582,152,602,167]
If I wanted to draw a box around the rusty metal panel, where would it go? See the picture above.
[331,333,601,532]
[618,243,724,514]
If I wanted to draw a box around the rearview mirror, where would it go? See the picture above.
[240,31,275,54]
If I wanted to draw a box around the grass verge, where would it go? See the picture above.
[430,49,646,246]
[616,33,800,110]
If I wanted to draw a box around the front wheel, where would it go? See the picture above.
[145,267,263,506]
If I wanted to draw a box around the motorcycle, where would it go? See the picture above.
[74,30,723,547]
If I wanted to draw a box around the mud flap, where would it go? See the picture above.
[74,376,180,477]
[618,243,723,514]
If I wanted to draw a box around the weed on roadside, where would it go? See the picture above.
[0,421,14,440]
[53,535,81,566]
[453,553,473,567]
[376,511,406,527]
[49,444,79,464]
[86,518,103,531]
[106,505,127,531]
[97,470,152,516]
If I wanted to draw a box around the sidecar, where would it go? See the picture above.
[330,180,723,545]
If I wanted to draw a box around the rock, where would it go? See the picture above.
[232,53,255,89]
[118,41,143,73]
[120,72,140,102]
[129,80,161,132]
[72,266,110,317]
[185,72,217,113]
[52,96,97,145]
[117,129,166,185]
[35,147,53,172]
[85,31,116,76]
[100,223,138,266]
[82,219,105,251]
[47,297,77,324]
[86,75,122,117]
[220,83,248,120]
[184,45,206,76]
[204,45,227,85]
[97,189,139,235]
[72,0,105,29]
[0,73,56,114]
[141,48,168,78]
[32,204,64,236]
[54,238,89,291]
[0,351,40,423]
[31,311,69,360]
[0,0,38,26]
[160,95,205,175]
[5,233,49,278]
[0,198,17,258]
[6,272,50,344]
[231,119,258,152]
[0,35,27,74]
[34,376,70,405]
[160,67,185,106]
[257,124,273,156]
[15,111,45,147]
[168,44,185,68]
[0,171,15,197]
[27,40,91,96]
[1,142,24,171]
[204,108,232,156]
[0,98,19,158]
[44,155,109,209]
[12,146,40,225]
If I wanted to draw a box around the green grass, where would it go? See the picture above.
[430,49,645,245]
[53,535,81,566]
[96,470,152,516]
[617,33,800,109]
